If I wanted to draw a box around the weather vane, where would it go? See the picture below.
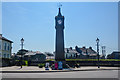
[58,2,62,8]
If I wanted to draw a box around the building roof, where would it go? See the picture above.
[65,48,79,54]
[65,46,97,56]
[111,51,120,56]
[44,52,54,56]
[79,47,97,54]
[25,52,44,56]
[112,51,120,53]
[0,34,13,43]
[65,48,78,53]
[25,52,36,56]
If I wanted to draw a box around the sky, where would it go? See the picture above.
[1,0,120,2]
[2,2,118,55]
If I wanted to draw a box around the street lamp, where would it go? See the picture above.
[86,49,89,59]
[21,38,24,49]
[96,38,100,68]
[20,38,24,68]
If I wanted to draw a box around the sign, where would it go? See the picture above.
[58,61,63,70]
[55,62,58,70]
[45,62,49,70]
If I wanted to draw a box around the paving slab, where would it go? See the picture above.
[0,66,119,73]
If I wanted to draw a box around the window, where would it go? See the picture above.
[4,43,7,50]
[4,54,6,58]
[7,54,9,58]
[7,44,9,51]
[0,41,1,50]
[0,53,1,57]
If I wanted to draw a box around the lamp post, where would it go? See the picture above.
[86,49,89,59]
[96,38,100,68]
[20,38,24,68]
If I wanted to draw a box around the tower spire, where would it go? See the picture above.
[58,3,62,16]
[58,8,61,16]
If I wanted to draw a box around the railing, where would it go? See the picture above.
[27,61,120,67]
[2,58,120,67]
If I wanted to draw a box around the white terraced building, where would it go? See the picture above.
[0,34,13,59]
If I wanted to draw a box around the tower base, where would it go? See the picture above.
[55,61,70,69]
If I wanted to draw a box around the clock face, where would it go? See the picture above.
[57,20,62,24]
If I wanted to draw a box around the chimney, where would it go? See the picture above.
[70,47,72,50]
[83,46,86,49]
[67,49,69,53]
[0,34,2,37]
[75,46,78,50]
[89,47,92,49]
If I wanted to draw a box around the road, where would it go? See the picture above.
[2,70,119,78]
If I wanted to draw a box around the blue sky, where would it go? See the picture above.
[2,2,118,55]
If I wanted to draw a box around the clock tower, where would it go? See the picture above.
[55,7,65,61]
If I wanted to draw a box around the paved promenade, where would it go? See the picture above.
[1,66,119,79]
[1,66,119,78]
[0,66,119,73]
